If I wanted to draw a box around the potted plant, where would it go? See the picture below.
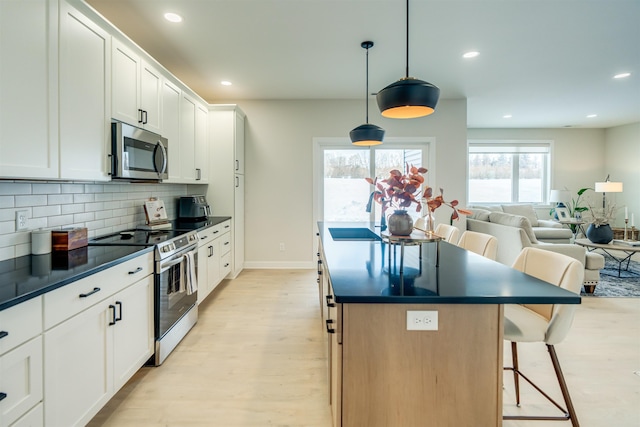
[366,164,469,235]
[550,187,591,233]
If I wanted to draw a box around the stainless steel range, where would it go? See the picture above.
[90,229,199,365]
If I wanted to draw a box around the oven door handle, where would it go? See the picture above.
[159,257,184,273]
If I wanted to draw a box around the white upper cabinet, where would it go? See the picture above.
[0,0,59,179]
[112,39,161,135]
[58,0,111,181]
[162,79,182,182]
[166,91,208,183]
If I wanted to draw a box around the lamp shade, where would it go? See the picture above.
[350,123,385,146]
[549,189,570,203]
[376,77,440,119]
[594,181,623,193]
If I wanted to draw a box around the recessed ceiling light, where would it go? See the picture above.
[463,51,479,59]
[221,81,232,86]
[586,114,597,118]
[613,72,631,79]
[503,114,512,119]
[164,12,182,23]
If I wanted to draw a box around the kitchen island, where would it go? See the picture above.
[317,222,580,427]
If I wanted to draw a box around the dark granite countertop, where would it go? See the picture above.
[318,222,581,305]
[0,245,154,311]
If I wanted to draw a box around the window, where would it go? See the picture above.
[468,140,551,204]
[314,138,434,223]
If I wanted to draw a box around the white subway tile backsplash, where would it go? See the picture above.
[0,182,31,195]
[29,217,48,229]
[84,202,105,212]
[61,183,84,193]
[74,212,95,223]
[48,194,74,205]
[0,181,189,260]
[0,196,14,208]
[33,205,61,218]
[16,195,48,207]
[33,183,61,194]
[47,214,75,227]
[61,204,84,215]
[73,194,95,203]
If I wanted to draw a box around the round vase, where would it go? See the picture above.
[388,210,414,236]
[586,223,613,244]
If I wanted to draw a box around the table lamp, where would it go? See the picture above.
[594,175,623,208]
[549,189,570,208]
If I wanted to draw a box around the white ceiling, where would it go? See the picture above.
[86,0,640,129]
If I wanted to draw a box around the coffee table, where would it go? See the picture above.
[575,238,640,278]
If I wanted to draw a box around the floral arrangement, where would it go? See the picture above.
[586,203,617,227]
[365,164,470,220]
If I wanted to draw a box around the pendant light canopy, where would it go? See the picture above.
[376,0,440,119]
[350,41,385,146]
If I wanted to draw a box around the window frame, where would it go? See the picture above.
[467,139,554,205]
[313,137,437,225]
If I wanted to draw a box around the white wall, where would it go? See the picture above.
[233,98,468,268]
[605,122,640,227]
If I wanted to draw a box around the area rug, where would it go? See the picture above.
[581,256,640,297]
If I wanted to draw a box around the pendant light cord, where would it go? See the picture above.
[405,0,409,78]
[366,45,370,123]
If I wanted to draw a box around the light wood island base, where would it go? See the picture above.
[334,303,503,427]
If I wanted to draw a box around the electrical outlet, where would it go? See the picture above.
[16,210,29,231]
[279,242,285,251]
[406,310,438,331]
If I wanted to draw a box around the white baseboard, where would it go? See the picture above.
[243,261,315,269]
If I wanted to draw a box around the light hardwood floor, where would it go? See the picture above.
[88,269,640,427]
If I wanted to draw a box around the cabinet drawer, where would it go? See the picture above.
[210,220,231,238]
[197,227,216,245]
[10,402,43,427]
[0,297,42,356]
[220,253,231,277]
[0,336,43,427]
[44,252,153,330]
[219,234,231,256]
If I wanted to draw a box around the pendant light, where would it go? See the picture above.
[376,0,440,119]
[350,41,385,146]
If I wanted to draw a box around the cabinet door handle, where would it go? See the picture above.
[235,159,239,171]
[223,263,230,268]
[213,230,219,234]
[128,267,143,275]
[235,176,239,188]
[325,295,335,307]
[138,109,144,124]
[224,224,230,229]
[326,319,335,334]
[0,331,8,340]
[196,168,202,180]
[115,301,123,322]
[201,234,208,240]
[142,110,148,124]
[79,287,101,298]
[109,304,117,326]
[0,392,7,401]
[224,241,230,246]
[208,245,214,257]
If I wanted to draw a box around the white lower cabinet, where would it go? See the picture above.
[0,337,43,427]
[196,221,231,304]
[43,275,153,427]
[9,403,42,427]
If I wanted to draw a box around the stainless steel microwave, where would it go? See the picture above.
[111,121,168,181]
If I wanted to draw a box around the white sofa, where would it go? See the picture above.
[468,204,572,243]
[466,212,604,293]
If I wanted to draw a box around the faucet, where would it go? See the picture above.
[366,191,387,231]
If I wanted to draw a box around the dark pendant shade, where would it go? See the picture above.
[350,123,385,146]
[376,77,440,119]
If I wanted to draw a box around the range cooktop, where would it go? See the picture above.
[89,229,186,246]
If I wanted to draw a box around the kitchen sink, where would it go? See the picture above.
[328,227,381,241]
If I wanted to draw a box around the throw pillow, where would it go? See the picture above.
[469,208,491,221]
[489,211,538,243]
[501,204,539,227]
